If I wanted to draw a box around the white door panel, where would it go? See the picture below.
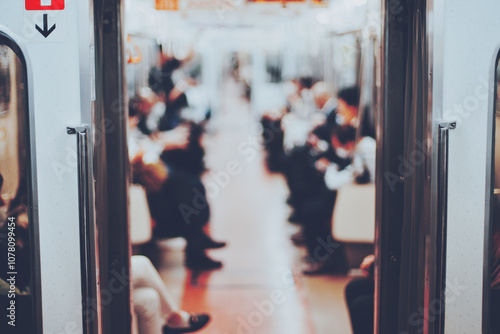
[432,1,500,332]
[0,1,97,333]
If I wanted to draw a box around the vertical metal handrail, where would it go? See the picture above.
[435,121,456,334]
[67,126,93,334]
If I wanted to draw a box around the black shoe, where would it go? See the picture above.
[186,252,223,271]
[201,238,227,250]
[194,232,227,250]
[163,314,211,333]
[290,231,305,246]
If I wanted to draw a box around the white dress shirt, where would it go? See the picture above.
[325,136,376,190]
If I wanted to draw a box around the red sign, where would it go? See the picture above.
[155,0,179,10]
[247,0,305,2]
[26,0,65,11]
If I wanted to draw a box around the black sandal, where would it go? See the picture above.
[163,313,211,334]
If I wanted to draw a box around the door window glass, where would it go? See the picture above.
[489,58,500,333]
[0,39,38,333]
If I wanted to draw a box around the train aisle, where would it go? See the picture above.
[160,78,352,334]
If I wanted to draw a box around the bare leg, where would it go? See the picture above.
[134,287,162,334]
[131,255,178,318]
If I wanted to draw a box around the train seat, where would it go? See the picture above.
[332,183,376,268]
[130,184,153,246]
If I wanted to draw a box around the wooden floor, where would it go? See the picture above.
[159,79,353,334]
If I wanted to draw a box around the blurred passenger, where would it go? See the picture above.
[286,77,317,119]
[148,46,198,131]
[347,186,467,334]
[130,87,206,178]
[323,125,376,190]
[148,46,181,103]
[312,86,360,143]
[160,121,206,177]
[282,83,343,221]
[287,87,362,275]
[261,108,287,173]
[132,255,210,334]
[336,86,360,128]
[303,123,373,275]
[262,82,367,275]
[128,99,225,270]
[345,254,375,334]
[128,88,163,136]
[296,138,347,275]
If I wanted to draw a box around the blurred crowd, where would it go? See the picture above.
[261,78,375,275]
[261,78,376,334]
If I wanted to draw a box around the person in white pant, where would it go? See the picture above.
[132,256,210,334]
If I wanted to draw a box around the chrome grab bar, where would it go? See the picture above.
[436,121,456,334]
[67,126,94,334]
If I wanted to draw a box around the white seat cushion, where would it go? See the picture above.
[332,183,375,243]
[130,184,153,245]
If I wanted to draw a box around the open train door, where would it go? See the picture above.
[378,0,500,333]
[0,1,131,333]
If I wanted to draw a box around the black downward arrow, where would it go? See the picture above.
[36,14,56,38]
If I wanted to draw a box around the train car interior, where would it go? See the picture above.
[121,2,380,333]
[0,0,499,334]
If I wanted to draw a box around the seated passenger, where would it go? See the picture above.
[132,255,210,334]
[160,121,206,177]
[131,87,166,136]
[285,86,360,222]
[277,87,363,275]
[311,85,360,144]
[128,99,225,271]
[148,47,198,132]
[345,254,375,334]
[130,86,206,178]
[296,132,349,275]
[323,125,376,190]
[287,88,363,275]
[261,108,287,173]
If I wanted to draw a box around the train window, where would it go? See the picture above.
[328,31,362,93]
[126,34,159,97]
[0,36,40,333]
[489,57,500,333]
